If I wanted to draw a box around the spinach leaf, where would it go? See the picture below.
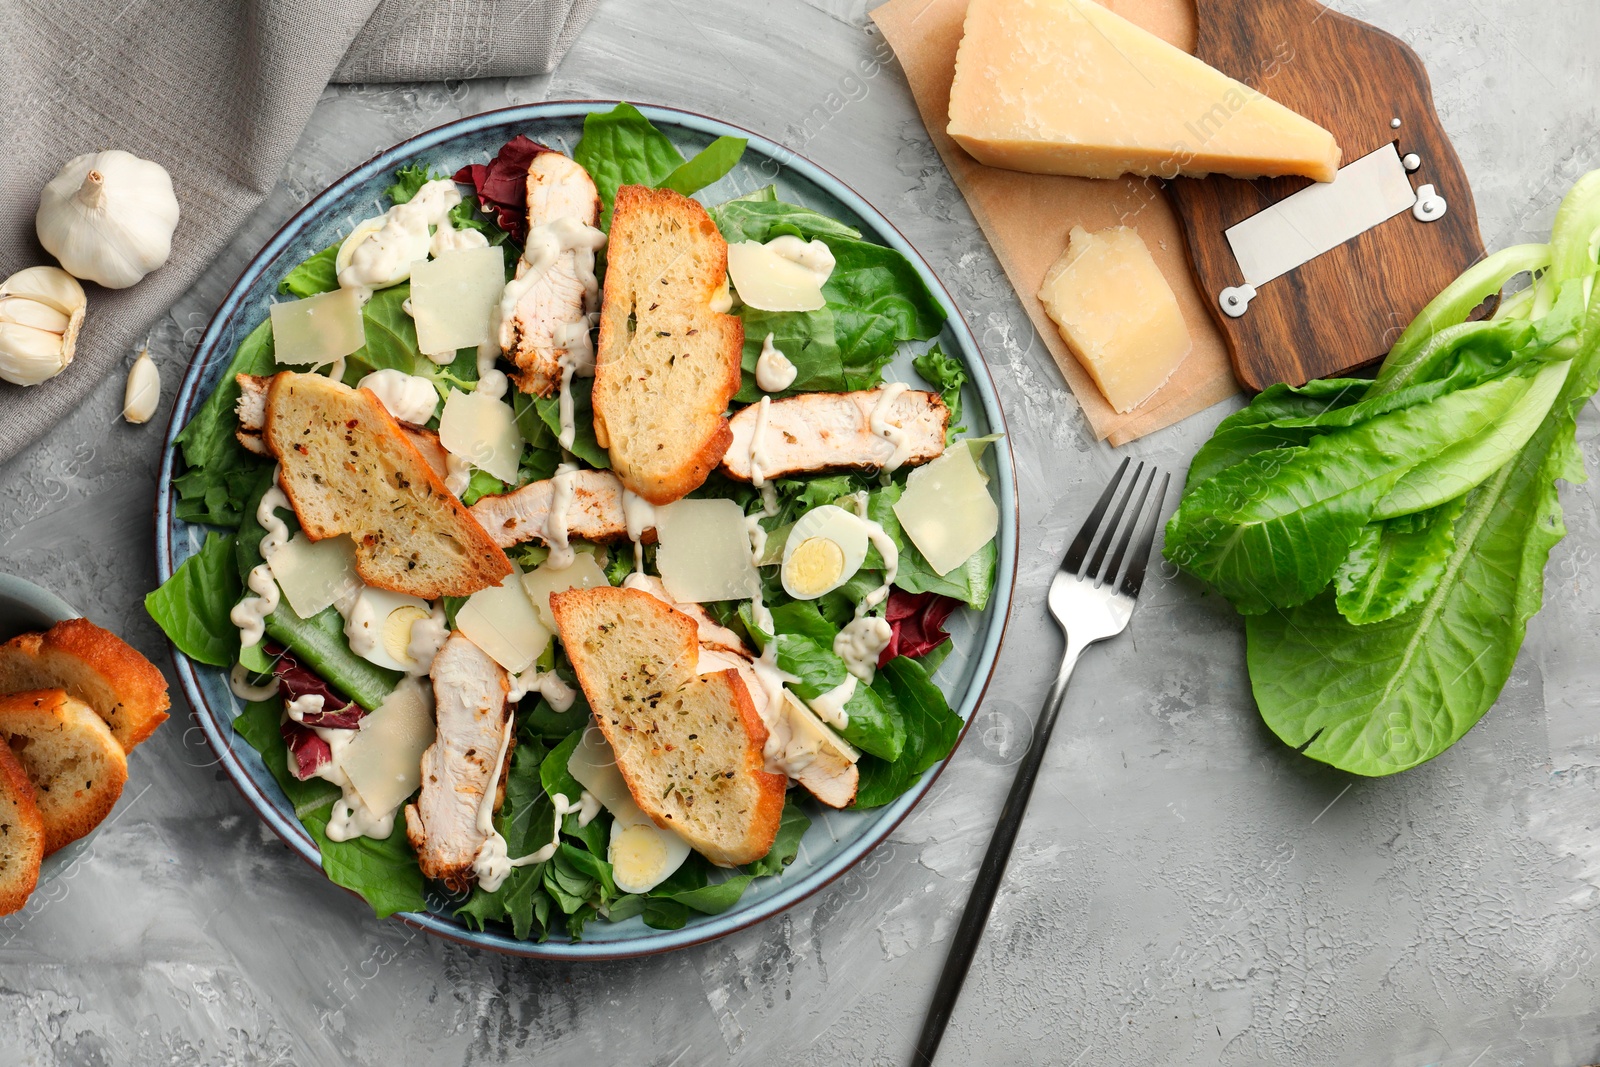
[144,532,241,667]
[658,135,747,197]
[278,244,339,297]
[233,699,428,919]
[1332,497,1465,625]
[529,376,609,468]
[708,186,863,244]
[825,239,945,372]
[172,319,276,527]
[573,102,686,226]
[774,632,904,761]
[743,797,811,877]
[350,284,424,376]
[539,729,609,857]
[855,657,964,808]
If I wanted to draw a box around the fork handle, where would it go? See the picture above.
[911,639,1085,1066]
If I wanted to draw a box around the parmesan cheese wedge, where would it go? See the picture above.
[894,441,1000,577]
[522,552,610,631]
[409,245,506,358]
[946,0,1341,182]
[438,389,523,483]
[654,498,762,603]
[726,241,826,312]
[267,532,359,619]
[342,678,435,816]
[1038,226,1193,414]
[456,567,551,674]
[269,288,366,367]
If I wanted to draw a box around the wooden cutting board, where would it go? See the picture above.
[1165,0,1485,390]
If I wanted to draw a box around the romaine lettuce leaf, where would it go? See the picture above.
[1332,497,1465,625]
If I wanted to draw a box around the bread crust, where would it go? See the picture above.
[0,689,128,854]
[263,371,512,599]
[0,617,170,751]
[551,587,784,867]
[593,185,744,505]
[0,740,44,916]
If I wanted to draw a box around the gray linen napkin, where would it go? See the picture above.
[0,0,595,463]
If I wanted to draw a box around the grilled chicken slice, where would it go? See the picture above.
[720,388,949,482]
[235,372,448,479]
[404,634,510,892]
[469,469,645,549]
[501,152,602,397]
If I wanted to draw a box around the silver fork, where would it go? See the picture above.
[912,457,1170,1066]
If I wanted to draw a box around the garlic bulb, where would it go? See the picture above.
[123,348,160,424]
[0,266,87,386]
[36,150,180,289]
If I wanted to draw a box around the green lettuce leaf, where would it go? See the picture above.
[574,102,687,225]
[145,532,241,667]
[457,735,560,940]
[233,699,427,918]
[1332,497,1466,625]
[529,377,609,469]
[658,135,747,197]
[774,632,904,761]
[855,657,963,808]
[278,244,339,298]
[707,186,863,244]
[743,797,811,877]
[914,344,967,443]
[171,319,276,527]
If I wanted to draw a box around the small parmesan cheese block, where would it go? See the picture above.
[1038,226,1193,415]
[1036,227,1190,415]
[438,389,523,482]
[568,725,691,894]
[522,553,610,631]
[894,443,999,576]
[342,678,435,815]
[269,288,367,366]
[726,241,826,312]
[457,567,550,674]
[267,532,359,619]
[946,0,1341,182]
[654,498,761,603]
[410,245,506,358]
[782,689,860,764]
[567,726,645,823]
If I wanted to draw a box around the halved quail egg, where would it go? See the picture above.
[781,505,870,600]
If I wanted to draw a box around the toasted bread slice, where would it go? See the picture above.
[263,371,512,599]
[0,618,169,751]
[551,586,785,867]
[236,373,447,479]
[0,740,44,916]
[0,690,128,854]
[592,185,743,505]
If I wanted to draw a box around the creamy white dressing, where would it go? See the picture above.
[868,382,912,473]
[709,277,734,314]
[285,693,325,723]
[357,369,439,425]
[507,667,577,712]
[554,314,599,450]
[834,616,893,684]
[228,662,279,701]
[430,220,489,259]
[544,462,580,570]
[621,488,656,579]
[496,216,607,341]
[405,606,449,676]
[473,715,590,891]
[765,234,837,283]
[809,675,855,729]
[476,343,509,400]
[755,333,798,393]
[337,180,465,295]
[444,452,472,497]
[747,395,774,487]
[230,474,292,649]
[744,482,781,566]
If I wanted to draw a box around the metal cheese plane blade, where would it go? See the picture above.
[1218,144,1431,317]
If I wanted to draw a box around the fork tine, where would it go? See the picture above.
[1084,461,1144,582]
[1102,464,1155,584]
[1119,471,1170,599]
[1062,457,1129,575]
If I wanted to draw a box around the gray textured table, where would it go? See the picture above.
[3,1,1599,1063]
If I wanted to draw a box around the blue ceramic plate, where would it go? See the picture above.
[156,102,1016,958]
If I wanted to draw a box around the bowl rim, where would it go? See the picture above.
[155,99,1019,959]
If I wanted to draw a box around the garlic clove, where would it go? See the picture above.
[0,322,74,386]
[123,348,160,424]
[0,265,86,316]
[0,296,69,333]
